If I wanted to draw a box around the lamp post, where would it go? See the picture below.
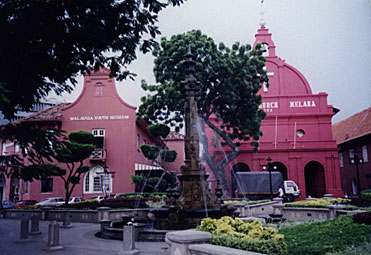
[349,150,364,197]
[267,157,273,200]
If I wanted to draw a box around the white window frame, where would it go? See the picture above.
[92,129,105,137]
[83,166,112,194]
[92,129,105,149]
[349,149,355,159]
[338,152,344,167]
[362,145,368,162]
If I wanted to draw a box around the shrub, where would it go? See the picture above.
[353,211,371,225]
[279,216,371,255]
[209,234,287,255]
[325,241,371,255]
[130,174,145,184]
[147,177,167,189]
[145,199,166,208]
[360,189,371,203]
[198,217,287,255]
[285,198,351,208]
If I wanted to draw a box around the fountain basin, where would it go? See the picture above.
[152,205,238,230]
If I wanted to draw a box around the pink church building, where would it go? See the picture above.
[0,68,184,202]
[207,26,344,199]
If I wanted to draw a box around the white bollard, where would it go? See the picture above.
[44,221,63,251]
[119,223,139,255]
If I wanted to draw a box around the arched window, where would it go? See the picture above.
[83,166,112,194]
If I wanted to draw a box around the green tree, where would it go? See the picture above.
[0,0,184,181]
[46,130,95,207]
[0,0,184,120]
[0,123,65,181]
[137,30,268,195]
[138,124,177,192]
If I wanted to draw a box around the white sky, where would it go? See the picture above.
[53,0,371,123]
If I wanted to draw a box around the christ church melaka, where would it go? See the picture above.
[207,25,344,199]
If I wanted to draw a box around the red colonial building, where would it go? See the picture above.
[0,68,184,202]
[207,26,344,199]
[333,107,371,197]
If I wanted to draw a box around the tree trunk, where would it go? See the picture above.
[199,117,241,197]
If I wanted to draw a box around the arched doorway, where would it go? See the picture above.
[304,161,326,198]
[0,174,5,200]
[231,163,250,198]
[272,162,288,180]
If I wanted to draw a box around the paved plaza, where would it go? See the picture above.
[0,219,170,255]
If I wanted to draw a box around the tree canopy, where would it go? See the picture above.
[137,30,268,195]
[0,0,184,119]
[45,130,95,206]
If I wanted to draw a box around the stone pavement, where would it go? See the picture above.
[0,219,170,255]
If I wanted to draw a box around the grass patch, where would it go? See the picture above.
[279,215,371,255]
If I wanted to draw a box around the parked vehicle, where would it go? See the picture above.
[88,195,105,202]
[35,197,65,207]
[235,171,301,202]
[1,200,17,209]
[16,200,38,208]
[68,197,85,204]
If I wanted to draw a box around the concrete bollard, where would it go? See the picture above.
[119,223,139,255]
[16,217,30,243]
[30,213,41,235]
[61,210,72,228]
[166,230,211,255]
[97,207,111,221]
[272,204,285,215]
[100,219,111,233]
[273,197,284,205]
[44,221,63,251]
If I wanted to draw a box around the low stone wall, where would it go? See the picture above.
[165,230,262,255]
[282,207,330,221]
[234,198,283,217]
[3,207,151,224]
[279,205,364,222]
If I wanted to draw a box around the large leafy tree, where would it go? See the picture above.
[0,123,65,181]
[137,30,268,195]
[0,0,184,181]
[0,0,184,120]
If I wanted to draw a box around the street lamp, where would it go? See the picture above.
[349,150,364,197]
[267,157,273,200]
[103,163,115,178]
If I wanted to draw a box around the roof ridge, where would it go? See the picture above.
[346,108,370,139]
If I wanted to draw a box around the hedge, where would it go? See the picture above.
[198,217,287,255]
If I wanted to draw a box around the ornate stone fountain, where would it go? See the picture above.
[153,47,235,230]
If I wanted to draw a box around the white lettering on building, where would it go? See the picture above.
[289,101,316,108]
[70,115,129,121]
[259,102,278,112]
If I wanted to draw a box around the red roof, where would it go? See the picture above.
[15,103,70,123]
[332,107,371,145]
